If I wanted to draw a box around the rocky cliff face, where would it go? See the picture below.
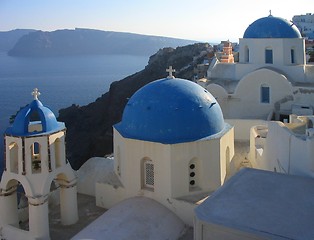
[8,28,196,57]
[0,29,35,52]
[58,43,211,169]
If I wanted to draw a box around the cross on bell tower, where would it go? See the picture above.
[166,66,176,79]
[32,88,41,100]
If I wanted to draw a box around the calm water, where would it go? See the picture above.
[0,52,149,173]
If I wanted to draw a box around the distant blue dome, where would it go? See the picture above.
[115,78,225,144]
[243,16,301,38]
[6,99,65,136]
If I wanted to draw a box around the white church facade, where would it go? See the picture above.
[197,14,314,180]
[94,72,234,226]
[193,15,314,240]
[200,14,314,121]
[76,14,314,239]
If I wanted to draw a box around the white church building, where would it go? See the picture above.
[200,14,314,121]
[76,14,314,239]
[0,89,78,240]
[193,15,314,239]
[198,14,314,179]
[92,70,234,227]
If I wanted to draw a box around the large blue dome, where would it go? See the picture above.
[243,16,301,38]
[6,99,65,136]
[115,78,225,144]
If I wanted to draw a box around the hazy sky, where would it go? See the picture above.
[0,0,312,42]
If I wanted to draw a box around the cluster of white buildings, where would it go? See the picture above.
[1,13,314,240]
[293,13,314,39]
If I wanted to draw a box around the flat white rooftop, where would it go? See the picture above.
[195,168,314,240]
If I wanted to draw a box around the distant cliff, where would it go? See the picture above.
[8,28,196,57]
[58,43,212,170]
[0,29,35,52]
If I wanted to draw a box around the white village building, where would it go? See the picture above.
[200,14,314,121]
[293,13,314,39]
[76,14,314,239]
[83,69,235,227]
[198,14,314,177]
[193,14,314,239]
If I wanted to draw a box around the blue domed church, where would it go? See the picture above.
[193,15,314,240]
[95,70,234,226]
[203,14,314,121]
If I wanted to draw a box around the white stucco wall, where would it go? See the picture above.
[208,37,310,85]
[208,63,237,80]
[113,126,234,201]
[239,38,305,66]
[206,68,299,119]
[251,121,314,178]
[305,65,314,82]
[231,69,293,119]
[194,220,267,240]
[226,119,268,141]
[96,126,234,226]
[294,86,314,106]
[205,84,228,116]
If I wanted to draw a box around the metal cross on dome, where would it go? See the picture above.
[166,66,176,79]
[32,88,41,100]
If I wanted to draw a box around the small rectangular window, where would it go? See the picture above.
[265,49,273,64]
[261,86,270,103]
[245,47,249,63]
[144,162,154,188]
[291,49,295,64]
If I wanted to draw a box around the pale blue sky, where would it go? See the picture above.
[0,0,312,42]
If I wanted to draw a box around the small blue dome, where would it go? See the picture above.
[115,78,225,144]
[243,16,301,38]
[6,99,65,136]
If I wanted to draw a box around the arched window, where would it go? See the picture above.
[31,142,41,173]
[244,46,249,63]
[189,158,200,191]
[265,48,273,64]
[142,158,154,191]
[260,84,270,104]
[54,138,62,168]
[9,142,19,174]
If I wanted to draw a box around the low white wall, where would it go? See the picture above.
[194,220,265,240]
[165,198,196,227]
[95,183,125,209]
[77,157,114,197]
[226,119,267,141]
[2,224,36,240]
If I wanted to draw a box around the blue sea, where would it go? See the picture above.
[0,52,149,174]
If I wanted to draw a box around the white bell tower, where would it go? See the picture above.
[0,88,78,240]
